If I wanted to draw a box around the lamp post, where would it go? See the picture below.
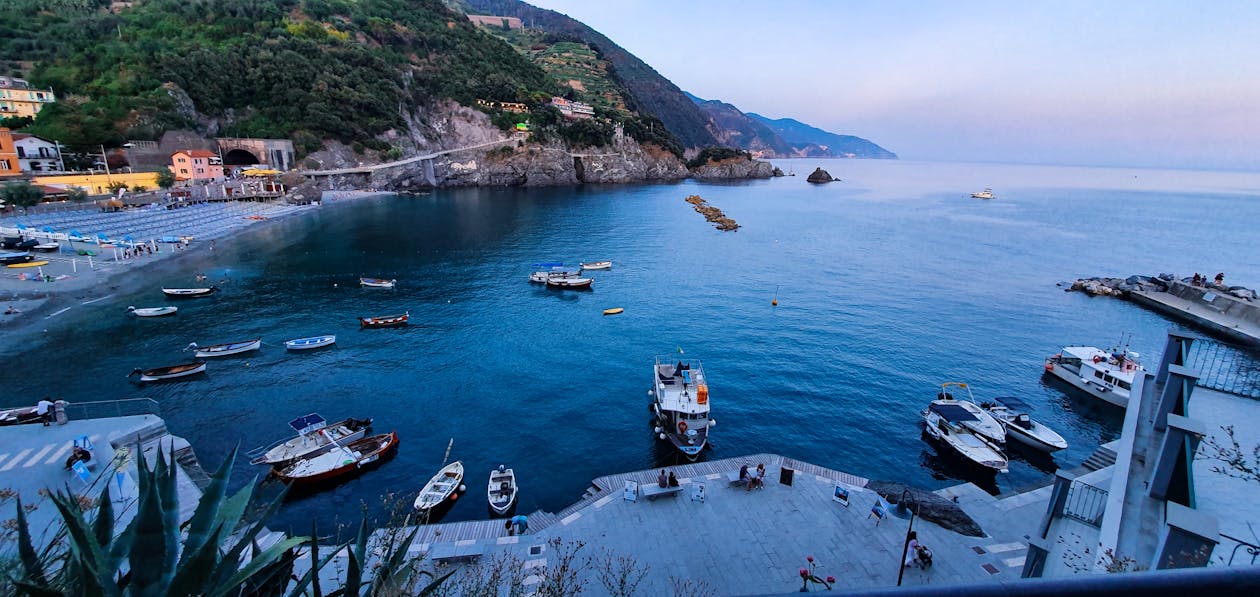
[893,488,919,587]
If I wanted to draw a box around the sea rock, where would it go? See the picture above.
[772,167,785,177]
[806,167,837,183]
[1158,273,1175,281]
[689,156,777,180]
[866,480,985,537]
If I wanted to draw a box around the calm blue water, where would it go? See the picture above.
[3,159,1259,533]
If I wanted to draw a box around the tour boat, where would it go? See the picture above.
[580,261,612,270]
[360,277,396,288]
[33,243,59,252]
[188,338,261,358]
[981,396,1068,453]
[128,362,206,383]
[250,414,375,466]
[935,382,1005,444]
[128,306,178,317]
[273,432,398,486]
[650,355,714,460]
[360,312,409,328]
[487,465,518,517]
[971,188,994,199]
[285,335,336,350]
[546,276,593,289]
[414,461,465,512]
[162,287,216,298]
[922,400,1009,472]
[1044,345,1144,407]
[0,252,33,265]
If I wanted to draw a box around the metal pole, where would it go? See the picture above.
[55,140,65,172]
[897,489,918,587]
[100,145,112,182]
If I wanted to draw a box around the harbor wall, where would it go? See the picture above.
[1165,281,1260,327]
[1128,281,1260,346]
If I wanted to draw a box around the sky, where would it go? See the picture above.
[525,1,1260,170]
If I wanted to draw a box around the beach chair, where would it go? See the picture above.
[71,461,92,488]
[868,498,887,525]
[74,435,93,451]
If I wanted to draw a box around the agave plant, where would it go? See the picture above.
[9,445,307,596]
[286,513,454,597]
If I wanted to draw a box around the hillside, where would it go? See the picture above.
[747,113,898,159]
[683,92,791,156]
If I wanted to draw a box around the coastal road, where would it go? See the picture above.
[299,138,519,176]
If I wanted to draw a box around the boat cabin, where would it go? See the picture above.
[652,357,711,456]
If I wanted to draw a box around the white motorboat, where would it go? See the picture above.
[128,306,178,317]
[935,382,1005,444]
[970,188,994,199]
[1044,345,1144,407]
[285,335,336,350]
[249,414,374,466]
[360,277,396,288]
[650,355,713,460]
[33,242,60,252]
[128,362,206,383]
[546,276,592,289]
[188,338,261,358]
[414,461,465,512]
[981,396,1068,453]
[487,465,518,516]
[580,261,612,270]
[162,287,215,298]
[529,267,582,283]
[922,400,1009,472]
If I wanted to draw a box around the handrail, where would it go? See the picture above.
[60,398,161,421]
[1062,480,1109,528]
[1220,532,1260,566]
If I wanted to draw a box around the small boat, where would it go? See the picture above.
[162,287,216,298]
[250,414,375,466]
[273,432,399,485]
[7,260,49,268]
[922,400,1008,472]
[188,338,261,358]
[128,362,206,383]
[32,243,59,252]
[127,306,178,317]
[935,382,1005,444]
[650,355,713,460]
[0,405,42,426]
[1044,345,1144,407]
[76,249,97,256]
[546,276,593,289]
[360,277,397,289]
[285,335,337,350]
[0,252,33,265]
[487,465,518,517]
[970,188,994,199]
[360,312,409,328]
[530,267,582,283]
[580,261,612,270]
[981,397,1068,453]
[603,307,624,315]
[414,460,465,512]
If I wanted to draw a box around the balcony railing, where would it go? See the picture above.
[1063,480,1109,527]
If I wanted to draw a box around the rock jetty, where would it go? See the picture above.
[1064,273,1257,301]
[685,194,739,231]
[1064,273,1260,346]
[806,167,838,183]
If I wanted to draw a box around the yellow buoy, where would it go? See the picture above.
[603,308,624,315]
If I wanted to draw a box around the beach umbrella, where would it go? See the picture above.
[42,226,54,233]
[70,229,82,238]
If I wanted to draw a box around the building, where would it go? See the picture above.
[0,76,57,119]
[170,150,223,182]
[32,172,159,195]
[0,127,20,178]
[467,15,523,30]
[549,97,595,119]
[12,133,61,172]
[476,99,530,114]
[215,138,295,172]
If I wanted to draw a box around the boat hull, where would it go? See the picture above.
[414,461,465,512]
[360,278,396,288]
[286,335,336,350]
[275,432,398,486]
[1044,363,1128,407]
[162,287,215,298]
[250,418,374,466]
[130,307,177,317]
[580,261,611,270]
[487,468,518,517]
[1004,423,1068,453]
[360,313,409,328]
[194,339,261,358]
[135,362,206,382]
[547,278,592,289]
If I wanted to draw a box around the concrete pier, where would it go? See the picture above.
[1128,282,1260,346]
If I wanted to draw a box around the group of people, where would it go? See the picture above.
[121,242,159,260]
[904,531,934,569]
[738,463,767,490]
[3,305,20,315]
[657,469,681,488]
[1191,272,1225,287]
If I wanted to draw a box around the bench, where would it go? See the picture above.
[726,470,748,487]
[640,483,684,501]
[428,541,486,566]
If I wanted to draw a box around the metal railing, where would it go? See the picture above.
[1062,480,1109,527]
[1218,532,1260,567]
[1184,339,1260,399]
[62,398,161,421]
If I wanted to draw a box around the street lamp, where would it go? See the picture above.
[894,489,920,587]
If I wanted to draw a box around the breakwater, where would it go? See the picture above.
[1064,274,1260,345]
[684,194,740,230]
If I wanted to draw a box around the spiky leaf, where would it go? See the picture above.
[165,523,225,597]
[93,482,115,554]
[126,461,170,596]
[15,497,48,586]
[210,536,308,597]
[416,569,457,596]
[155,447,180,591]
[49,491,114,597]
[179,445,237,568]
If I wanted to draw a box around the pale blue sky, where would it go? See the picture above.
[527,1,1259,169]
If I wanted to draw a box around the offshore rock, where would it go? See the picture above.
[772,167,785,177]
[866,480,985,537]
[806,167,838,183]
[689,156,776,180]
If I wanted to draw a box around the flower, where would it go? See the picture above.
[826,576,836,584]
[799,568,808,578]
[807,556,815,563]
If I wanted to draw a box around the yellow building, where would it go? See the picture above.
[0,127,20,178]
[0,76,57,119]
[32,172,159,195]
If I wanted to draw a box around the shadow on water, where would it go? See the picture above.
[1004,441,1060,475]
[1041,375,1126,427]
[917,431,1001,496]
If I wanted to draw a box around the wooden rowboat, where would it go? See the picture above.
[274,432,399,486]
[285,335,336,350]
[547,277,592,289]
[414,461,464,512]
[360,277,397,288]
[580,261,612,270]
[190,338,261,358]
[487,465,518,517]
[129,362,206,382]
[360,312,409,328]
[162,287,215,298]
[603,308,624,315]
[128,306,178,317]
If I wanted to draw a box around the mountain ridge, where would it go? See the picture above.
[685,91,895,159]
[747,112,898,159]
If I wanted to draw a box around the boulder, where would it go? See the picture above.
[806,167,837,183]
[1158,273,1175,281]
[772,167,785,177]
[866,481,985,537]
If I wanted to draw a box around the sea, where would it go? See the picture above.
[2,158,1259,534]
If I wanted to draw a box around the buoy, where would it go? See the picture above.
[603,307,624,315]
[772,285,779,306]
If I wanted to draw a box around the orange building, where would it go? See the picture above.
[170,149,224,182]
[0,127,21,178]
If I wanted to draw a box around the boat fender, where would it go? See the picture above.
[1093,355,1103,364]
[658,433,666,440]
[1044,362,1054,372]
[677,421,688,434]
[654,426,662,434]
[709,419,716,427]
[458,484,466,492]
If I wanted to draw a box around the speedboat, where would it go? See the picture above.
[546,276,592,289]
[128,362,206,382]
[0,251,33,265]
[487,465,518,517]
[273,432,398,485]
[249,414,374,466]
[286,335,336,350]
[414,461,465,512]
[188,338,261,358]
[580,261,612,270]
[128,306,178,317]
[981,396,1068,453]
[360,277,396,288]
[360,312,409,328]
[33,242,59,252]
[1044,345,1144,407]
[650,355,713,460]
[922,400,1008,472]
[970,188,994,199]
[936,382,1005,444]
[162,287,215,298]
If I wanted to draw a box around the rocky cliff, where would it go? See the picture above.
[689,156,777,180]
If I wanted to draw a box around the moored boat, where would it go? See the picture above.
[250,414,375,466]
[971,188,994,199]
[128,362,206,382]
[33,243,60,252]
[0,251,33,265]
[580,261,612,270]
[922,400,1008,472]
[650,355,714,460]
[936,382,1005,444]
[414,461,465,512]
[285,335,336,350]
[1044,345,1144,407]
[273,432,398,485]
[546,276,592,289]
[487,465,518,517]
[603,307,624,315]
[360,277,397,288]
[189,338,261,358]
[360,312,409,328]
[530,266,582,283]
[981,396,1068,453]
[162,287,215,298]
[128,306,178,317]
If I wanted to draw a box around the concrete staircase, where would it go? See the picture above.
[1080,445,1118,471]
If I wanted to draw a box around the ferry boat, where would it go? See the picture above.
[650,355,714,460]
[935,382,1005,444]
[970,188,994,199]
[922,400,1009,473]
[1044,345,1143,407]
